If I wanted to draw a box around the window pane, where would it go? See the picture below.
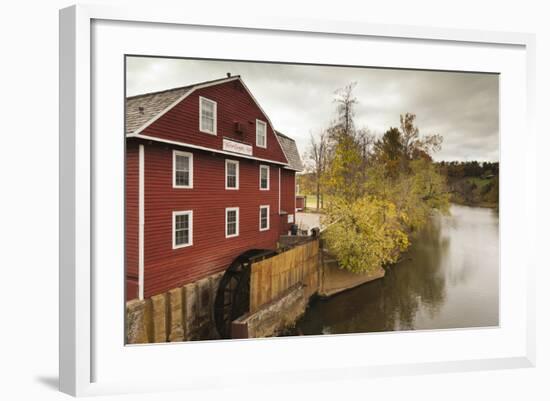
[226,162,237,188]
[227,163,236,175]
[227,222,236,235]
[227,209,238,236]
[175,154,191,186]
[260,166,268,188]
[176,155,189,170]
[257,122,266,146]
[260,207,268,229]
[176,171,189,186]
[202,99,214,116]
[175,214,190,246]
[227,175,236,188]
[176,230,189,245]
[201,99,215,133]
[176,214,188,229]
[202,115,214,132]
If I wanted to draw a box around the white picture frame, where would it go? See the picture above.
[59,4,536,397]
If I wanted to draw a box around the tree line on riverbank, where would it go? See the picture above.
[436,161,499,208]
[300,83,453,274]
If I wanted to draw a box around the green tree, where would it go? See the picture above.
[323,133,364,201]
[374,127,404,178]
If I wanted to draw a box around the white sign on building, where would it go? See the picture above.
[223,138,253,156]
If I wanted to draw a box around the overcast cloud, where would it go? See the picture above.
[127,56,499,162]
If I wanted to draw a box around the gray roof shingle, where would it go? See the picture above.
[276,131,303,172]
[126,86,192,135]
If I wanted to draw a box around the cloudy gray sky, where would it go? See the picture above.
[126,56,499,162]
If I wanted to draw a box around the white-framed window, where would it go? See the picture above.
[172,150,193,188]
[259,164,270,190]
[173,210,193,249]
[225,159,239,190]
[199,96,217,135]
[256,119,267,148]
[225,207,239,238]
[259,205,270,231]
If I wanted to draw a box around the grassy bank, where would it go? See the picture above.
[298,194,327,213]
[448,176,498,209]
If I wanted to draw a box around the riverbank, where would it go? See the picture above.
[448,176,499,209]
[450,199,498,209]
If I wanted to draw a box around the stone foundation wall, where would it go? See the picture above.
[126,271,223,344]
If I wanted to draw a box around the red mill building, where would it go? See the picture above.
[125,75,303,300]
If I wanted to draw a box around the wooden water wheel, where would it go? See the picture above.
[214,249,276,339]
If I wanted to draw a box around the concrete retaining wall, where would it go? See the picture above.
[231,285,307,338]
[126,271,223,344]
[318,256,385,298]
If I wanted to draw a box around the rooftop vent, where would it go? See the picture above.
[226,72,231,78]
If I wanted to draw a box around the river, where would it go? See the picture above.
[295,204,499,335]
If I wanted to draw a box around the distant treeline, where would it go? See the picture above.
[436,161,499,179]
[436,161,499,208]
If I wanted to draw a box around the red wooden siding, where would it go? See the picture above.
[296,196,305,210]
[125,142,139,300]
[140,80,288,166]
[279,168,297,234]
[126,139,294,299]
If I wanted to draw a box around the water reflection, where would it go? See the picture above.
[295,204,499,335]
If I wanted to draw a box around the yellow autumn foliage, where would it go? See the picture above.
[322,196,409,274]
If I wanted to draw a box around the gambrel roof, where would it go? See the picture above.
[126,76,238,136]
[126,75,303,171]
[275,131,303,172]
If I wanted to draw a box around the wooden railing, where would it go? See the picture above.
[249,239,319,313]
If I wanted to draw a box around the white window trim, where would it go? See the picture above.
[199,96,217,135]
[225,207,239,238]
[172,150,193,189]
[259,205,270,231]
[172,210,193,249]
[256,119,267,148]
[278,167,281,214]
[138,144,145,300]
[225,159,239,190]
[259,164,270,190]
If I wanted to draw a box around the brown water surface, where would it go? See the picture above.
[295,204,499,335]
